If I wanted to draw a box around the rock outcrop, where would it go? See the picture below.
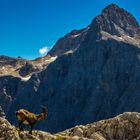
[1,3,140,134]
[0,55,57,78]
[0,76,21,117]
[62,112,140,140]
[92,4,140,37]
[1,112,140,140]
[19,62,39,77]
[0,55,27,76]
[0,117,19,140]
[48,27,89,56]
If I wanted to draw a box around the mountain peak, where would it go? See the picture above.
[102,4,122,13]
[102,3,139,28]
[91,4,139,37]
[102,3,120,13]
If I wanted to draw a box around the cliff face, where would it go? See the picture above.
[48,27,89,56]
[0,76,21,117]
[92,4,139,37]
[1,4,140,133]
[1,112,140,140]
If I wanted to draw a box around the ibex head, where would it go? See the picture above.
[37,105,48,121]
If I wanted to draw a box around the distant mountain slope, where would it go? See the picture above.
[48,27,90,56]
[0,55,58,78]
[0,55,37,77]
[1,4,140,133]
[0,55,26,76]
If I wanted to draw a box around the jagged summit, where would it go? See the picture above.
[102,3,119,9]
[102,4,139,28]
[102,3,122,15]
[91,4,140,37]
[48,4,140,57]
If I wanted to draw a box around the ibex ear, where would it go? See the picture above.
[41,105,45,108]
[41,105,48,114]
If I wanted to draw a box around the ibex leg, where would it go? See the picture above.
[29,124,33,134]
[18,121,23,131]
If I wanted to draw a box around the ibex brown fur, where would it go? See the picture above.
[15,106,48,134]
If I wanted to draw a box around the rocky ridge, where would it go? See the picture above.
[91,4,140,37]
[0,55,58,78]
[1,112,140,140]
[48,27,90,56]
[0,55,38,78]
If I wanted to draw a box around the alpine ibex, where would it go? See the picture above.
[15,106,48,134]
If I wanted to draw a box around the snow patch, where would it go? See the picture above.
[45,56,58,63]
[71,33,81,38]
[119,37,123,40]
[50,56,58,61]
[21,76,31,81]
[64,50,74,55]
[127,35,131,38]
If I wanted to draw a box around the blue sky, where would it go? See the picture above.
[0,0,140,59]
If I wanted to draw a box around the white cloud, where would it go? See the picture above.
[39,46,49,56]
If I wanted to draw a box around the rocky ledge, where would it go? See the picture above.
[1,112,140,140]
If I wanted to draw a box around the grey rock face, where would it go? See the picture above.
[0,76,21,117]
[48,28,89,56]
[91,4,140,37]
[1,4,140,133]
[0,106,5,117]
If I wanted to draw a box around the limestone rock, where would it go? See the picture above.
[0,117,19,140]
[59,112,140,140]
[2,112,140,140]
[73,127,83,137]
